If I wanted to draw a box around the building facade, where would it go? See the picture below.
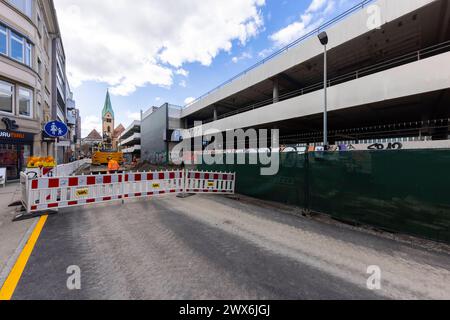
[81,129,102,157]
[118,120,141,162]
[0,0,75,180]
[66,89,81,160]
[141,103,183,164]
[100,90,123,151]
[102,90,114,148]
[181,0,450,149]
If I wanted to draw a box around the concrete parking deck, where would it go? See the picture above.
[1,194,448,300]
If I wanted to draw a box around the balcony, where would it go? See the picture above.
[184,50,450,138]
[122,145,141,154]
[119,133,141,147]
[66,109,76,126]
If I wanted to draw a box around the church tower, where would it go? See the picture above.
[102,90,115,146]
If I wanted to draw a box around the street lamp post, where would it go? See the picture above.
[318,31,329,147]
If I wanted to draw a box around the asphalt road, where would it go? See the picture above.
[12,195,450,300]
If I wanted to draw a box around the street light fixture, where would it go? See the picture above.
[318,31,329,147]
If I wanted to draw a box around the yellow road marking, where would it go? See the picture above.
[0,215,48,301]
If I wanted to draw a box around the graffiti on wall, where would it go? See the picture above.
[147,151,167,165]
[367,142,403,150]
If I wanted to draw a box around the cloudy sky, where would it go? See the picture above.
[54,0,362,137]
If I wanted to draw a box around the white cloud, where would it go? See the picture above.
[82,115,102,138]
[127,112,141,121]
[269,12,321,48]
[232,52,253,63]
[54,0,265,96]
[266,0,351,49]
[184,97,196,105]
[179,80,187,88]
[306,0,328,13]
[258,48,274,58]
[175,68,189,77]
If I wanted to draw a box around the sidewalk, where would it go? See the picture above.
[0,183,37,288]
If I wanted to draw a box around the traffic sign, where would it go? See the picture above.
[44,121,68,138]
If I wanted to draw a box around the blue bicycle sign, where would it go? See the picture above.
[44,121,68,138]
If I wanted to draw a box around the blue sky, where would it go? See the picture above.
[54,0,362,136]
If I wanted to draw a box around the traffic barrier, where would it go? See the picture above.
[20,169,235,214]
[26,172,125,212]
[122,171,184,200]
[185,170,235,194]
[20,172,29,211]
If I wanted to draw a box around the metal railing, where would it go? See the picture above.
[202,118,449,147]
[184,0,375,109]
[200,41,450,124]
[56,159,92,177]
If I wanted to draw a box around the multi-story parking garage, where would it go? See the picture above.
[118,120,141,161]
[179,0,450,148]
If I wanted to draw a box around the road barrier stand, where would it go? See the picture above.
[122,171,185,200]
[26,172,125,212]
[185,170,236,194]
[19,169,236,215]
[20,172,29,211]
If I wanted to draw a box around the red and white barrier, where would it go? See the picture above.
[26,172,125,212]
[122,171,184,200]
[21,169,235,213]
[185,170,235,194]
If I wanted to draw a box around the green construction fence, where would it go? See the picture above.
[197,150,450,243]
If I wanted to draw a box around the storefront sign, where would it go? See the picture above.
[0,130,34,143]
[2,117,19,131]
[44,121,68,138]
[57,140,71,147]
[42,130,57,142]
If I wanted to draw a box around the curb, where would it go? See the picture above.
[0,218,38,290]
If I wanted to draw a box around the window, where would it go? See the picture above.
[0,81,14,114]
[56,51,65,93]
[10,31,24,63]
[18,87,32,117]
[0,26,6,55]
[8,0,33,18]
[25,42,32,66]
[1,25,33,67]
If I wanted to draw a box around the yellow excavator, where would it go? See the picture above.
[91,142,124,166]
[92,151,124,166]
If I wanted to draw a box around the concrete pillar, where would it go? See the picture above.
[42,142,48,157]
[33,136,42,157]
[48,142,55,158]
[213,106,218,121]
[273,78,279,104]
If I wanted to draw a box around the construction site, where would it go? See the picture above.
[0,0,449,303]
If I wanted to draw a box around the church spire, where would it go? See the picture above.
[102,90,115,118]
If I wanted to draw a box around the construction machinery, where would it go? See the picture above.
[89,142,124,174]
[92,150,124,166]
